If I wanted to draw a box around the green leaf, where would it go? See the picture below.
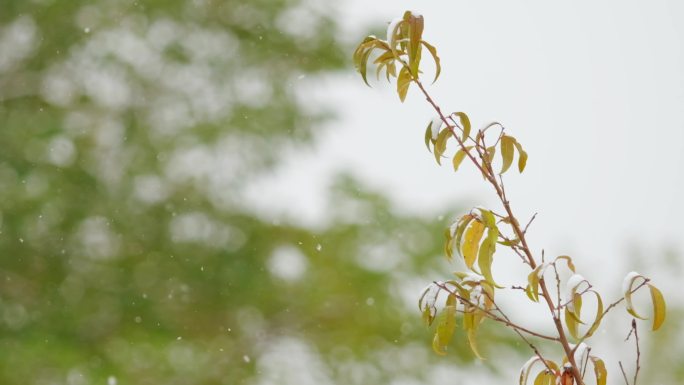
[397,65,412,102]
[462,221,485,270]
[420,40,441,83]
[432,305,456,355]
[424,122,433,152]
[433,128,451,165]
[453,112,471,142]
[565,306,579,339]
[526,267,542,302]
[478,227,499,287]
[514,141,528,172]
[466,323,484,359]
[648,284,666,331]
[452,147,470,172]
[590,356,607,385]
[500,135,515,174]
[476,208,496,229]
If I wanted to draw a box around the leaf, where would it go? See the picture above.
[453,112,471,142]
[514,141,528,172]
[433,128,451,165]
[622,272,648,320]
[565,305,579,339]
[467,326,484,359]
[452,147,470,172]
[462,221,485,270]
[533,371,555,385]
[500,135,516,174]
[555,255,576,272]
[526,267,541,302]
[432,305,456,355]
[424,122,433,152]
[454,214,475,259]
[478,226,499,287]
[397,65,412,102]
[648,284,666,331]
[420,40,441,83]
[590,356,607,385]
[359,47,374,86]
[486,146,497,164]
[404,11,424,77]
[582,290,604,339]
[519,356,541,385]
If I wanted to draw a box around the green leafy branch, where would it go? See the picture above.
[353,10,666,385]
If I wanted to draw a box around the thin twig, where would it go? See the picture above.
[433,281,558,342]
[619,361,630,385]
[523,212,538,235]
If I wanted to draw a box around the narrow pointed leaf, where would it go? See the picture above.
[582,290,604,339]
[420,40,441,83]
[622,272,648,320]
[478,227,499,287]
[452,148,469,171]
[500,135,515,174]
[648,284,666,331]
[514,141,528,172]
[453,112,471,142]
[434,128,451,165]
[432,304,456,355]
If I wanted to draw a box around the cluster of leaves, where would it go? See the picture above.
[354,10,667,385]
[352,10,440,101]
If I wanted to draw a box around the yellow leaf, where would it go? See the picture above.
[453,112,471,142]
[590,356,607,385]
[432,305,456,355]
[467,327,484,360]
[433,128,451,165]
[420,40,441,83]
[649,284,666,331]
[462,221,485,270]
[452,147,469,172]
[555,255,576,272]
[478,227,499,287]
[454,214,475,259]
[397,65,411,102]
[514,141,528,172]
[500,135,515,174]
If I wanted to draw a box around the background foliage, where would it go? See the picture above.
[0,2,681,385]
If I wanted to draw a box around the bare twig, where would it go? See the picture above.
[523,212,538,235]
[619,361,630,385]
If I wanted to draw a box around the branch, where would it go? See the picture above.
[412,76,586,385]
[433,281,558,342]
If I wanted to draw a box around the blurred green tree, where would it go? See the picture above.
[0,2,527,385]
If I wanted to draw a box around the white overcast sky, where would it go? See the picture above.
[247,0,684,295]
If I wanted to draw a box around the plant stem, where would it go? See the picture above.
[412,77,586,385]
